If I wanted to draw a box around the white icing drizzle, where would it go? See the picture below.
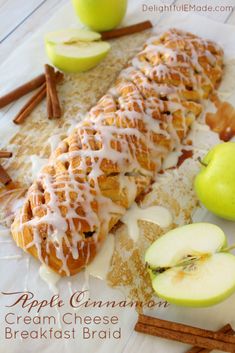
[39,264,61,293]
[13,29,223,275]
[162,149,182,170]
[0,255,22,260]
[0,226,11,238]
[29,155,48,181]
[67,281,74,296]
[85,234,115,280]
[47,134,63,154]
[122,202,172,242]
[81,272,90,298]
[11,197,25,214]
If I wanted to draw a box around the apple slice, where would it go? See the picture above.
[46,41,110,73]
[145,223,235,307]
[45,29,101,44]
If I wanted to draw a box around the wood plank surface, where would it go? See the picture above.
[0,0,67,63]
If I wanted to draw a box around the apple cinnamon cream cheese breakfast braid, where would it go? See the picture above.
[11,29,223,276]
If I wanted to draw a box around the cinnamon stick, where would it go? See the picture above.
[101,21,153,40]
[0,165,11,185]
[138,315,235,344]
[55,71,64,82]
[45,64,61,118]
[0,151,12,158]
[135,315,235,352]
[46,83,53,119]
[186,325,234,353]
[135,323,235,353]
[0,73,45,108]
[13,83,46,124]
[13,71,63,124]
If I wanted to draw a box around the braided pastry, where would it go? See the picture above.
[11,29,223,276]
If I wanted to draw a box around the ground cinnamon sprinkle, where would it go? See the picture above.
[206,93,235,141]
[0,165,11,185]
[177,149,193,167]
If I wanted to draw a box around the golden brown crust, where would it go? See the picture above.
[11,29,224,276]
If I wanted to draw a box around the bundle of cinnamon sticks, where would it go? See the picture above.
[135,315,235,352]
[0,64,63,124]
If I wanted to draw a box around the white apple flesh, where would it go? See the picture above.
[45,29,101,44]
[145,223,235,307]
[45,28,110,73]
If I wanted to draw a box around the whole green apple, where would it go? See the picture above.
[194,142,235,220]
[72,0,128,32]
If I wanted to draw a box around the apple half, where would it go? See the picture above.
[145,223,235,307]
[45,29,110,73]
[45,28,101,44]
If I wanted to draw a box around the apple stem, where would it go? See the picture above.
[197,156,208,167]
[223,243,235,253]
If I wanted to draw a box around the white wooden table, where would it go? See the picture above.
[0,0,235,64]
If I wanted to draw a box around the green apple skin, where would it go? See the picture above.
[45,42,110,73]
[72,0,128,31]
[194,142,235,221]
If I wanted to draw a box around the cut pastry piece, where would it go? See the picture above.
[11,29,224,276]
